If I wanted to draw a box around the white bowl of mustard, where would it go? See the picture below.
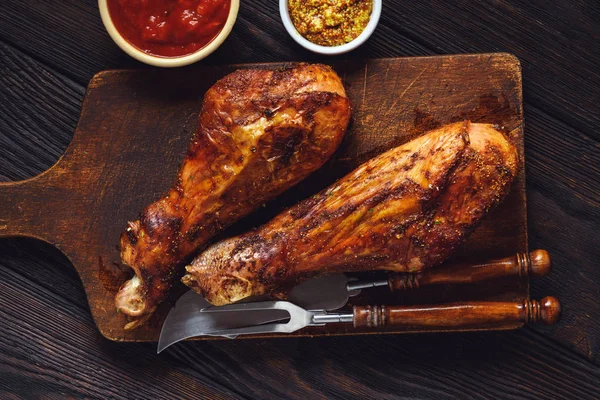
[280,0,382,55]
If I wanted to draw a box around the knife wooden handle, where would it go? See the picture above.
[388,250,551,291]
[353,297,561,329]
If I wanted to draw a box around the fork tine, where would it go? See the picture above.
[201,300,297,313]
[203,322,293,337]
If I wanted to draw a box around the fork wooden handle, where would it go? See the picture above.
[388,250,551,291]
[353,297,561,329]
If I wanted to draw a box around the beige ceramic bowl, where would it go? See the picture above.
[280,0,382,55]
[98,0,240,67]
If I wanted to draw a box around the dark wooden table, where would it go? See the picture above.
[1,1,599,398]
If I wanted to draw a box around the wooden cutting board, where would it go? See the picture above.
[0,53,526,342]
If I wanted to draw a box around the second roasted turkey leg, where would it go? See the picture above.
[183,122,520,306]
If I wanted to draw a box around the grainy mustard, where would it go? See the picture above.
[289,0,373,47]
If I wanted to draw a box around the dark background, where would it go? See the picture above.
[1,1,599,398]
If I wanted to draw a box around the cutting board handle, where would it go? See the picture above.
[353,297,561,329]
[0,173,61,242]
[388,250,551,290]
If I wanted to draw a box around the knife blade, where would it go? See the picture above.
[158,274,356,352]
[157,291,289,353]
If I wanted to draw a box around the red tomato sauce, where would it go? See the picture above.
[107,0,231,58]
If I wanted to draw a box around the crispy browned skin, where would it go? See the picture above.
[183,122,520,306]
[116,64,351,328]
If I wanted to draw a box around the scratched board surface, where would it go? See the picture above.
[0,54,526,341]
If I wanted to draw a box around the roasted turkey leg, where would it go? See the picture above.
[182,122,520,306]
[116,64,351,329]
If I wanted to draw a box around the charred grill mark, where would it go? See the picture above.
[377,180,425,205]
[166,216,182,232]
[271,231,285,241]
[271,262,290,282]
[411,235,426,248]
[289,194,323,219]
[139,269,152,290]
[185,221,203,242]
[139,211,156,237]
[496,164,514,178]
[298,194,370,234]
[391,222,409,236]
[363,187,393,208]
[274,63,305,73]
[256,263,270,287]
[267,126,307,166]
[281,133,303,165]
[230,234,267,258]
[250,96,283,114]
[299,209,332,233]
[140,208,182,239]
[125,228,137,245]
[270,66,297,85]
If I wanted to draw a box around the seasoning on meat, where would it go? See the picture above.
[289,0,373,46]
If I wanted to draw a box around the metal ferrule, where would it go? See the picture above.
[346,279,388,292]
[312,313,353,324]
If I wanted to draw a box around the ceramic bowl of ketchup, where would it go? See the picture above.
[99,0,239,67]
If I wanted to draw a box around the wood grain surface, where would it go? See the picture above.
[1,0,599,398]
[387,249,552,290]
[352,297,561,329]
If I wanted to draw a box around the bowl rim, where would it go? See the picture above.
[279,0,382,55]
[98,0,240,68]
